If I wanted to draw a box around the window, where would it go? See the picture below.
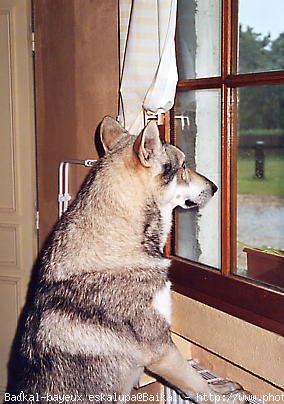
[166,0,284,335]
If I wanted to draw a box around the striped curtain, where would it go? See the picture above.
[119,0,178,134]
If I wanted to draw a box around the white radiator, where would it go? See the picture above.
[163,360,263,404]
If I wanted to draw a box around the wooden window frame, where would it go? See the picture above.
[165,0,284,336]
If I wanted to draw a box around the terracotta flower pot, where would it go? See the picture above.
[244,247,284,289]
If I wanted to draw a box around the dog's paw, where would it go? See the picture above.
[207,380,248,404]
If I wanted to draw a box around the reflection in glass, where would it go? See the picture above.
[239,0,284,73]
[176,0,221,79]
[236,85,284,290]
[175,90,221,269]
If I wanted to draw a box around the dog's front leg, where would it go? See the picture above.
[146,344,209,402]
[146,344,247,403]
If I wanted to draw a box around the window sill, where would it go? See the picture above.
[169,257,284,336]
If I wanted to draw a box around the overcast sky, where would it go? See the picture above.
[239,0,284,40]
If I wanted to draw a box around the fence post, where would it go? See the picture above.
[255,140,265,179]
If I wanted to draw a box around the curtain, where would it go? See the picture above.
[119,0,178,134]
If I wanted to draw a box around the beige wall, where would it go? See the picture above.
[171,292,283,397]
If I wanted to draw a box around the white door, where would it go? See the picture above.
[0,0,37,395]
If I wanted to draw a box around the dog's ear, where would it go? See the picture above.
[133,120,162,167]
[100,116,128,153]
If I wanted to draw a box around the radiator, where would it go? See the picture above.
[163,360,263,404]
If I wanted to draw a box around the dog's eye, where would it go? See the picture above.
[182,161,186,170]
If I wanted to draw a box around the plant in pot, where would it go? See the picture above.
[238,241,284,289]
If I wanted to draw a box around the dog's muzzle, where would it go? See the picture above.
[184,200,198,209]
[185,182,218,209]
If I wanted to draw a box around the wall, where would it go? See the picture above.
[34,0,119,244]
[171,292,283,397]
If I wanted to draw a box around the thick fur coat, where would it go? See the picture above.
[6,118,245,404]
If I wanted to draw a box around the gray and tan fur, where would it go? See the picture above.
[6,117,246,403]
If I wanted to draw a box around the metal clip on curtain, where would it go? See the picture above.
[145,110,165,125]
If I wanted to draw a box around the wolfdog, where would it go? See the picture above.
[6,117,246,403]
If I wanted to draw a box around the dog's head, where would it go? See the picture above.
[100,116,217,211]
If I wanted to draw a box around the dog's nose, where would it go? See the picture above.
[211,183,218,195]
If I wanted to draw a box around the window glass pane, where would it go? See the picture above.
[238,0,284,73]
[176,0,221,79]
[236,85,284,290]
[174,90,221,269]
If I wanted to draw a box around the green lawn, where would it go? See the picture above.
[237,153,284,197]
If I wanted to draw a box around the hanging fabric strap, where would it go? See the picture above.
[119,0,178,134]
